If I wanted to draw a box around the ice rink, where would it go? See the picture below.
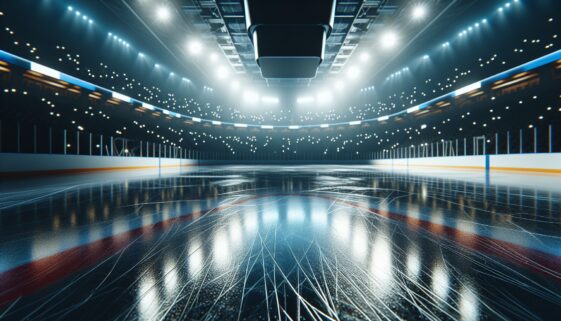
[1,166,560,320]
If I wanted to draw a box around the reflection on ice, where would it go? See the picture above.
[432,262,450,302]
[332,208,351,245]
[370,232,393,295]
[163,256,178,298]
[459,284,480,321]
[262,202,279,226]
[187,238,203,278]
[243,207,258,234]
[351,219,369,263]
[406,247,421,279]
[287,197,305,223]
[310,198,328,227]
[137,270,161,321]
[213,229,231,269]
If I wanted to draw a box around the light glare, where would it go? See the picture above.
[156,6,171,22]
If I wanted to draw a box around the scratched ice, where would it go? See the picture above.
[0,165,560,320]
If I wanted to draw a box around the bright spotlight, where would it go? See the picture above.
[188,40,203,56]
[317,90,333,104]
[216,65,229,80]
[297,96,315,104]
[412,5,427,20]
[380,31,399,49]
[262,96,279,104]
[243,90,259,104]
[334,80,345,91]
[359,52,370,62]
[156,6,171,22]
[347,65,360,79]
[210,53,219,62]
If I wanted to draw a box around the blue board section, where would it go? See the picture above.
[0,50,30,69]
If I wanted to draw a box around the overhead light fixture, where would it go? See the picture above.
[334,80,345,91]
[380,31,399,49]
[296,96,315,104]
[359,52,370,62]
[156,6,171,22]
[231,80,240,91]
[243,90,259,104]
[262,96,279,104]
[317,90,333,104]
[216,65,229,80]
[188,40,203,56]
[412,4,427,20]
[347,65,360,79]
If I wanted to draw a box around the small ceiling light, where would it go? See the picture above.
[334,80,345,91]
[216,65,229,79]
[156,6,171,22]
[347,65,360,79]
[412,4,427,20]
[380,31,399,49]
[188,40,203,56]
[359,52,370,62]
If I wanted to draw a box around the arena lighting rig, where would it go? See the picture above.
[1,48,560,129]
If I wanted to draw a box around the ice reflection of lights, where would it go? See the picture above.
[287,198,306,223]
[310,198,328,227]
[32,232,65,261]
[351,220,369,263]
[421,184,428,201]
[228,216,243,249]
[262,202,279,226]
[370,233,393,294]
[188,239,203,277]
[141,212,154,227]
[113,217,128,235]
[332,209,351,244]
[243,207,258,234]
[163,256,178,297]
[213,229,231,269]
[138,271,161,321]
[407,204,421,221]
[431,209,444,227]
[432,263,450,301]
[456,218,477,235]
[459,285,480,321]
[406,247,421,278]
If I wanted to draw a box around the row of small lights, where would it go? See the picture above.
[379,0,521,85]
[67,6,93,24]
[66,5,199,88]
